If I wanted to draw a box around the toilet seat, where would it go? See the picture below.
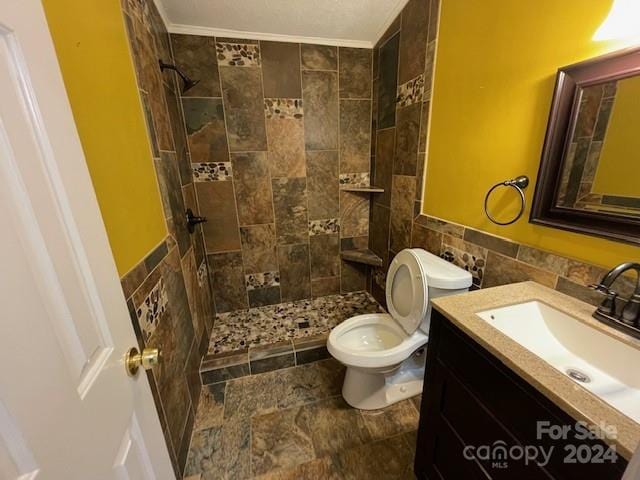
[386,249,429,335]
[327,313,428,369]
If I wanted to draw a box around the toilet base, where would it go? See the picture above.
[341,350,426,410]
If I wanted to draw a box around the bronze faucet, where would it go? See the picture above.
[591,262,640,335]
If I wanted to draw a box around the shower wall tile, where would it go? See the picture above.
[339,47,372,99]
[195,181,241,253]
[306,150,339,220]
[311,277,341,297]
[240,224,278,274]
[301,44,338,71]
[341,260,368,293]
[128,13,174,151]
[219,67,267,151]
[266,116,306,178]
[215,41,261,67]
[170,34,221,97]
[374,128,395,206]
[264,98,304,119]
[278,244,312,302]
[231,152,274,226]
[390,175,416,253]
[340,191,370,238]
[154,152,190,256]
[394,102,421,176]
[369,203,391,261]
[272,177,309,245]
[245,271,280,289]
[192,162,232,182]
[181,250,206,340]
[164,84,191,185]
[261,41,302,98]
[377,33,400,129]
[339,100,371,174]
[182,98,229,164]
[302,70,339,150]
[310,234,340,279]
[398,0,430,84]
[248,286,282,308]
[309,218,340,236]
[418,100,430,154]
[208,251,248,312]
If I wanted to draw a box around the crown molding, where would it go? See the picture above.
[372,0,408,45]
[167,23,374,48]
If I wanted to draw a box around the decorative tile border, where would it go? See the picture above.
[245,271,280,290]
[397,74,424,108]
[136,277,168,341]
[264,98,303,119]
[197,261,207,288]
[215,42,261,67]
[309,218,339,236]
[440,241,486,287]
[339,172,371,187]
[408,214,636,305]
[192,162,232,182]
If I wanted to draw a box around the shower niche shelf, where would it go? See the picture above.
[341,249,384,267]
[340,186,384,193]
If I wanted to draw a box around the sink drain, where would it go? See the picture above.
[565,368,591,383]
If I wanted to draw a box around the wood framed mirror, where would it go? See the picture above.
[530,47,640,245]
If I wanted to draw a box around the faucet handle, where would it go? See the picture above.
[589,283,616,295]
[591,285,619,317]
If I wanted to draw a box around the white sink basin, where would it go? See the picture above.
[477,301,640,423]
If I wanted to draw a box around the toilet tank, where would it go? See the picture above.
[411,249,472,333]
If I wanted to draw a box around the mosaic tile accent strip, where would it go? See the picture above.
[339,172,371,188]
[309,218,339,236]
[397,74,424,108]
[192,162,232,182]
[264,98,303,119]
[208,291,383,354]
[441,243,486,287]
[135,277,168,342]
[197,260,207,288]
[245,271,280,290]
[216,42,261,67]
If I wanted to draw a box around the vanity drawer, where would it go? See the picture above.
[414,310,627,479]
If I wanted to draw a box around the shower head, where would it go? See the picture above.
[158,59,199,93]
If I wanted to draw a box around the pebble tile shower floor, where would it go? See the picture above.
[184,359,420,479]
[208,292,383,355]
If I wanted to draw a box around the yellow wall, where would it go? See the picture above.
[593,75,640,197]
[42,0,166,275]
[423,0,640,268]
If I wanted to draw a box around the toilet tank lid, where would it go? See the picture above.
[412,249,473,290]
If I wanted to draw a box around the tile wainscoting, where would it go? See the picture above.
[369,213,635,309]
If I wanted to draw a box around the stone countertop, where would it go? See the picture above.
[431,281,640,460]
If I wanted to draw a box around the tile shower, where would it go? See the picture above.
[173,34,374,311]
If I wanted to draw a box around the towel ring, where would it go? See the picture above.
[484,176,529,226]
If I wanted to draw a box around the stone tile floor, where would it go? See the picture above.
[184,359,420,479]
[208,292,384,355]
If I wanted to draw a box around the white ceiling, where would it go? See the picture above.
[155,0,409,48]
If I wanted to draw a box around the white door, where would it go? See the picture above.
[0,1,174,479]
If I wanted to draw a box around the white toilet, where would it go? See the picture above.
[327,248,472,410]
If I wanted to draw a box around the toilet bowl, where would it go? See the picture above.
[327,248,472,410]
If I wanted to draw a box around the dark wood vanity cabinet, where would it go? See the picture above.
[414,310,628,480]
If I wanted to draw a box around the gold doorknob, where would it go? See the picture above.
[125,347,161,377]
